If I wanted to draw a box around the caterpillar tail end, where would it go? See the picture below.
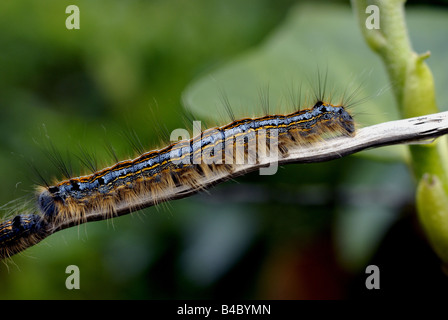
[0,214,50,260]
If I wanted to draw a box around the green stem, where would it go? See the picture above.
[352,0,448,264]
[352,0,412,107]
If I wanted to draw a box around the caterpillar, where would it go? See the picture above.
[0,98,355,260]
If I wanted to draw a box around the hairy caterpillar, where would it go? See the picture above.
[0,96,355,260]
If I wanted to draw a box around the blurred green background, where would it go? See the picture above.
[1,0,448,299]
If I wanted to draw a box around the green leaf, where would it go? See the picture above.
[182,3,448,162]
